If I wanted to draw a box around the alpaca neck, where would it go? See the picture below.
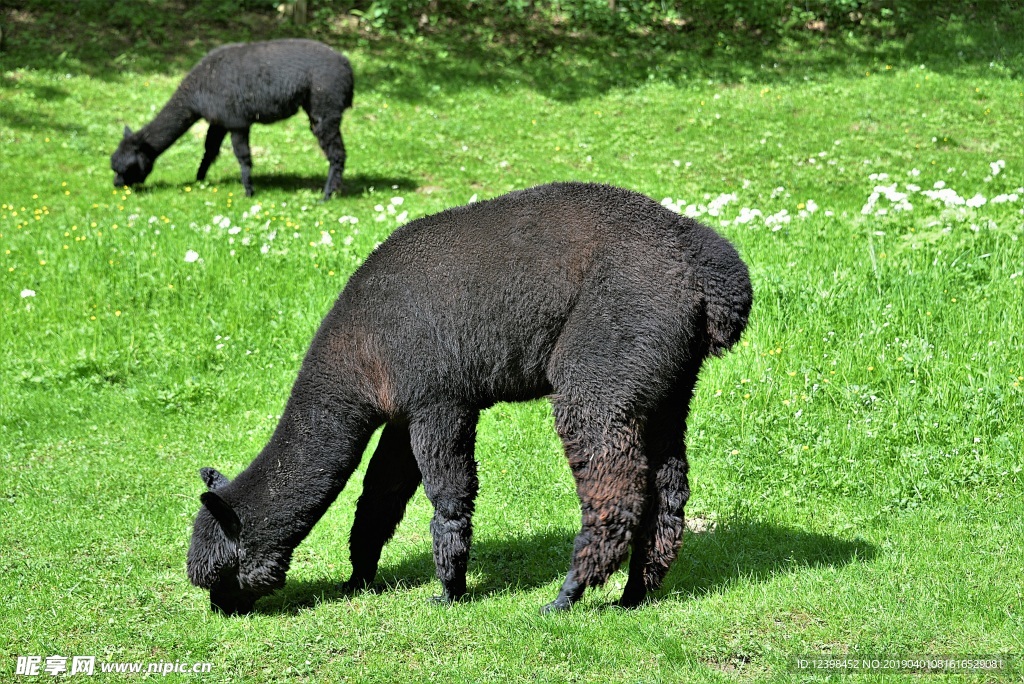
[139,93,200,156]
[234,383,379,550]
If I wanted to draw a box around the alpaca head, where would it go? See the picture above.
[111,127,154,188]
[186,467,287,616]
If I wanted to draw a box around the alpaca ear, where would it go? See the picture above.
[123,126,133,138]
[200,467,230,491]
[200,491,242,541]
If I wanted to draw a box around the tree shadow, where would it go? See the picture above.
[138,172,418,198]
[3,2,1022,102]
[0,73,81,131]
[254,520,874,614]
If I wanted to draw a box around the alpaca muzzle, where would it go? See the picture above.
[209,580,258,616]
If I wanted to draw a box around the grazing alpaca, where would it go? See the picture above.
[186,182,753,615]
[111,39,353,199]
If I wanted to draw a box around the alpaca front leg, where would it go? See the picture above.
[229,128,255,196]
[407,407,480,603]
[197,124,227,182]
[343,421,422,593]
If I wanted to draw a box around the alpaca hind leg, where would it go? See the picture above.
[197,124,227,182]
[407,407,479,603]
[229,128,254,196]
[343,421,422,593]
[542,282,684,612]
[619,382,695,607]
[543,402,648,613]
[308,112,345,200]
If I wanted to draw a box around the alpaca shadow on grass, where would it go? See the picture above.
[254,520,875,615]
[141,173,418,198]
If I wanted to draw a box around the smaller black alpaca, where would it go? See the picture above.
[187,182,753,615]
[111,39,353,199]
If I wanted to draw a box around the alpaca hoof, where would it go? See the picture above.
[539,598,572,615]
[615,594,647,609]
[616,585,647,609]
[339,577,370,595]
[430,587,465,605]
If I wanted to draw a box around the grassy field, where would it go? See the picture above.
[2,5,1023,682]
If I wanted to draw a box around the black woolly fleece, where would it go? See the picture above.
[187,182,752,615]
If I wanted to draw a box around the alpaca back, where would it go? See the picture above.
[310,182,751,410]
[180,39,353,128]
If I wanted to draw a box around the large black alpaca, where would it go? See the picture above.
[187,182,753,615]
[111,39,353,199]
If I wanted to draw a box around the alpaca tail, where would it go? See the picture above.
[699,232,753,357]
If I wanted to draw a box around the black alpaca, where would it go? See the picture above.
[110,39,353,199]
[187,182,753,615]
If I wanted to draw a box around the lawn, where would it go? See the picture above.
[1,3,1023,681]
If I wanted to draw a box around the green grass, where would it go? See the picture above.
[2,6,1024,682]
